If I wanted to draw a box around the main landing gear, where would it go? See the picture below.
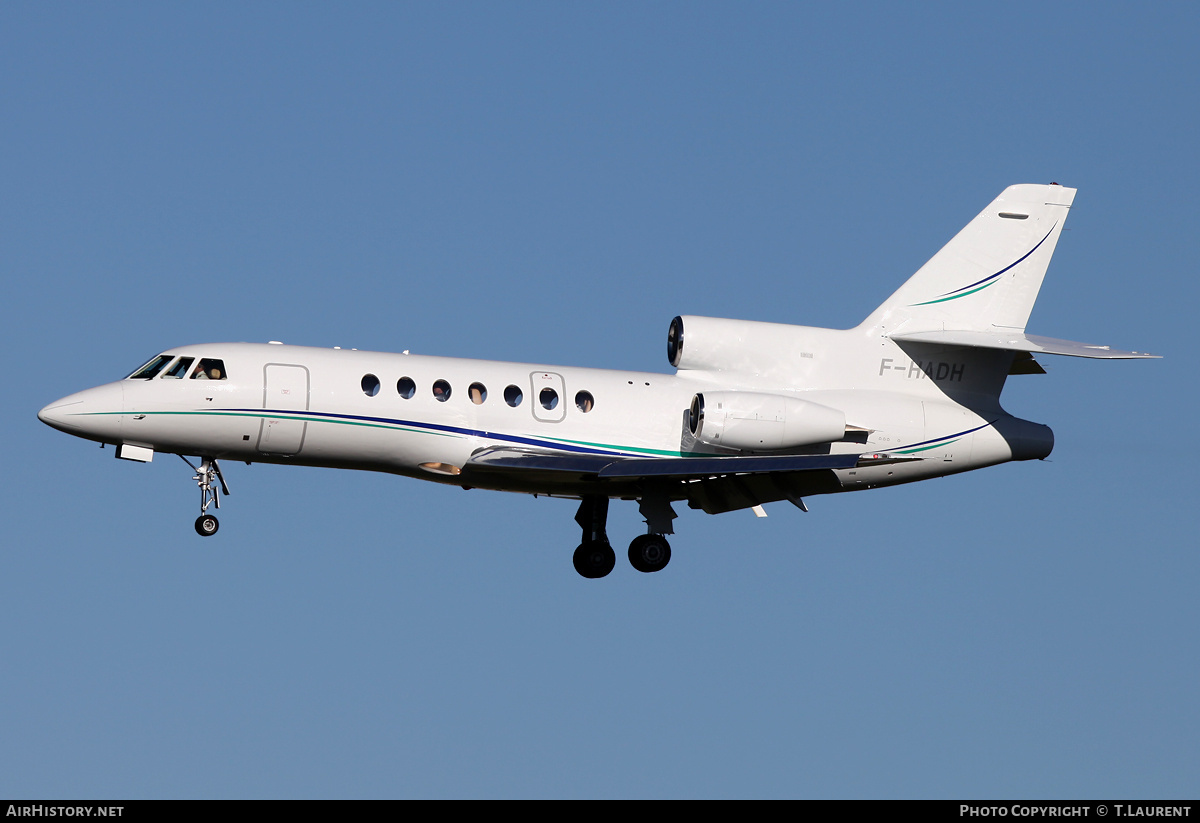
[572,496,672,579]
[573,496,614,578]
[181,455,230,537]
[628,534,671,574]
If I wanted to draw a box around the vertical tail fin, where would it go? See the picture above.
[860,184,1076,335]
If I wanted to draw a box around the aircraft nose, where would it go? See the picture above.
[38,384,125,439]
[38,396,86,432]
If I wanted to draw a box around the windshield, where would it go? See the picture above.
[162,357,194,379]
[126,354,174,380]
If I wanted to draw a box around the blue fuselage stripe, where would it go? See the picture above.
[896,420,994,449]
[220,408,648,457]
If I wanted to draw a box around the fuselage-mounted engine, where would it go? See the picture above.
[688,391,846,451]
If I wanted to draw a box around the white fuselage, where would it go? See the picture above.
[38,338,1050,502]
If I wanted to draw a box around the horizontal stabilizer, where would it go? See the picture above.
[890,329,1159,359]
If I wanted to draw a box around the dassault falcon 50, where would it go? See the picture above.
[39,184,1157,578]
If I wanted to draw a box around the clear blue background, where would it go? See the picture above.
[2,2,1194,798]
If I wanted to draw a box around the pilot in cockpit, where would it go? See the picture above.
[190,359,225,380]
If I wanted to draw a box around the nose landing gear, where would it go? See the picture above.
[181,455,230,537]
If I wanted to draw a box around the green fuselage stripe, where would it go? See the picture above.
[894,437,960,454]
[86,409,675,452]
[87,409,947,460]
[84,410,461,438]
[536,434,682,457]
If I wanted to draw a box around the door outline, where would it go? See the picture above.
[258,363,310,455]
[529,371,567,423]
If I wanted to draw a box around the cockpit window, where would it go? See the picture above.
[190,358,227,380]
[162,357,195,379]
[127,354,174,380]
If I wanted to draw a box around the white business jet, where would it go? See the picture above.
[39,184,1156,578]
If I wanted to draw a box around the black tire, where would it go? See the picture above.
[628,534,671,573]
[573,540,616,579]
[195,514,219,537]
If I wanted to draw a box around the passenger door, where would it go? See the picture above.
[529,371,566,423]
[258,364,309,455]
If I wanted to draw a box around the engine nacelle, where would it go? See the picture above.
[689,391,846,451]
[668,315,817,374]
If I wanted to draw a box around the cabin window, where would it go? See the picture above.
[397,377,416,399]
[539,387,559,410]
[469,382,487,405]
[504,385,523,407]
[190,359,227,380]
[162,357,195,379]
[127,354,174,380]
[433,379,452,402]
[575,390,594,413]
[361,374,380,396]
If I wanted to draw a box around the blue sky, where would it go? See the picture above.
[2,2,1195,798]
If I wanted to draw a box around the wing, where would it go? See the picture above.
[467,446,864,476]
[464,446,917,514]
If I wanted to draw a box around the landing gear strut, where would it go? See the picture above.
[570,496,676,577]
[182,455,230,537]
[572,495,615,578]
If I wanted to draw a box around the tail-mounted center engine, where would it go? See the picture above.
[688,391,846,451]
[667,314,817,375]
